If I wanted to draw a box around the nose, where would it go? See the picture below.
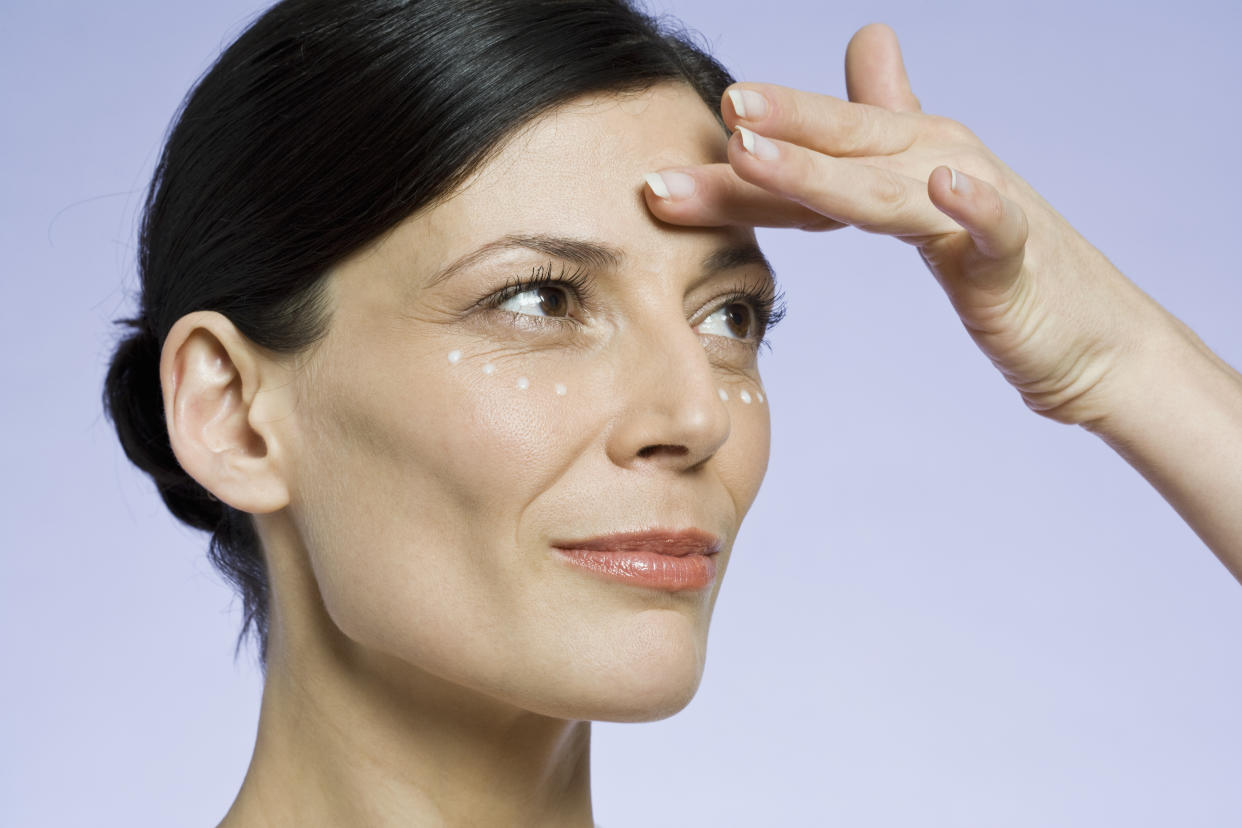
[604,314,732,473]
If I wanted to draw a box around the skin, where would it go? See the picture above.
[160,22,1242,828]
[164,82,772,827]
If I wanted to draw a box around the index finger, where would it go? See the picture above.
[723,82,922,158]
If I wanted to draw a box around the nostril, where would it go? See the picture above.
[637,444,689,459]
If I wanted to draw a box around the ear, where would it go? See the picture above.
[160,311,293,514]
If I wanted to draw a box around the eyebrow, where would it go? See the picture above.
[423,232,775,289]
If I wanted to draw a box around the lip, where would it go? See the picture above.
[551,528,722,591]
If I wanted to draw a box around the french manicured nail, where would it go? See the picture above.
[644,170,696,201]
[736,126,779,161]
[727,88,769,120]
[949,167,971,196]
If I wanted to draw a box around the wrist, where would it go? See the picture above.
[1078,310,1242,581]
[1080,313,1242,442]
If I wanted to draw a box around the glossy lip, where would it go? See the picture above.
[550,528,722,591]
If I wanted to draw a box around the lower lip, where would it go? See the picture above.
[554,548,717,591]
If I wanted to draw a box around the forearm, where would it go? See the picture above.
[1082,319,1242,584]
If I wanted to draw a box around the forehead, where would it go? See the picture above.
[455,81,729,209]
[379,81,743,283]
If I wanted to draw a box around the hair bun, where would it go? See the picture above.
[103,323,223,531]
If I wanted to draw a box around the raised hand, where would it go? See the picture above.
[644,23,1188,428]
[644,22,1242,582]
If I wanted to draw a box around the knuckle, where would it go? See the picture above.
[926,114,977,144]
[983,190,1006,224]
[836,101,869,154]
[784,93,812,136]
[1015,209,1031,245]
[870,169,907,207]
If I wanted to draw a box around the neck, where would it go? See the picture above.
[217,617,594,827]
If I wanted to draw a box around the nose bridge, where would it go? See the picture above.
[606,304,731,469]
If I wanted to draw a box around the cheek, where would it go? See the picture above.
[439,346,605,502]
[715,380,771,518]
[324,342,603,508]
[291,340,607,630]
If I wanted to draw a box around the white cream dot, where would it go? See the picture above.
[740,390,752,404]
[756,391,765,404]
[717,388,729,402]
[554,383,567,396]
[516,376,530,390]
[482,363,496,375]
[447,349,462,365]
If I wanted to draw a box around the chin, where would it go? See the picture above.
[532,668,705,724]
[517,618,711,723]
[589,671,705,724]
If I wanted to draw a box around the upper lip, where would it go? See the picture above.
[551,528,722,557]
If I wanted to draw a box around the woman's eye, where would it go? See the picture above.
[498,285,571,318]
[698,300,755,340]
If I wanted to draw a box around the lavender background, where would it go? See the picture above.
[3,0,1240,825]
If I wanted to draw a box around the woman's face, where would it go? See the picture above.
[283,81,774,722]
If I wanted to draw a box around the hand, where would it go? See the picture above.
[644,23,1187,428]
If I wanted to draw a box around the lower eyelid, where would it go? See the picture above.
[495,308,574,328]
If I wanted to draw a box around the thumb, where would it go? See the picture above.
[925,165,1030,293]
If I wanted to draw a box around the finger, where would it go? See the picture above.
[722,82,920,158]
[725,126,959,238]
[926,165,1030,291]
[844,23,923,113]
[641,164,847,231]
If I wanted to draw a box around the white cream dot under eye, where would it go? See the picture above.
[739,390,752,404]
[447,349,462,365]
[482,363,496,375]
[757,391,765,404]
[554,383,567,396]
[516,377,530,390]
[717,388,729,402]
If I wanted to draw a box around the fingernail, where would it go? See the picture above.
[736,126,779,161]
[727,88,769,120]
[949,166,971,196]
[644,170,696,201]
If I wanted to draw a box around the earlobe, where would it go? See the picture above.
[161,311,291,514]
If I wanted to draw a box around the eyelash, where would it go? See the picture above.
[485,261,598,316]
[480,260,788,351]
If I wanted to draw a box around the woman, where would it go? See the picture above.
[99,0,1241,825]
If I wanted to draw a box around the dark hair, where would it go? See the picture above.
[102,0,734,671]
